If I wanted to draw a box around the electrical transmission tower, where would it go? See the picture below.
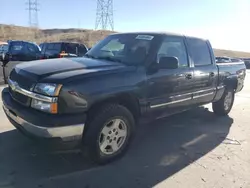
[95,0,114,31]
[26,0,39,28]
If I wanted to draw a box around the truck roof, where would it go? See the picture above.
[110,31,209,41]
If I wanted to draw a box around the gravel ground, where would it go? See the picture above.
[0,71,249,188]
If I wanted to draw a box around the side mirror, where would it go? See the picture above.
[158,56,179,69]
[1,53,10,67]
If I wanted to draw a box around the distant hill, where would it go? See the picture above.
[0,24,115,48]
[0,24,250,58]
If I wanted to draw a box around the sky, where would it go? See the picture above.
[1,0,250,52]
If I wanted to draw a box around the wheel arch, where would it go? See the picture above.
[86,92,141,123]
[224,75,238,91]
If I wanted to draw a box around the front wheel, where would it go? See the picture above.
[212,88,235,116]
[82,104,135,164]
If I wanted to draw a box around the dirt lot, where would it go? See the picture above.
[0,71,249,188]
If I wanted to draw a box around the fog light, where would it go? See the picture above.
[31,99,58,114]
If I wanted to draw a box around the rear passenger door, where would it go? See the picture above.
[186,37,218,105]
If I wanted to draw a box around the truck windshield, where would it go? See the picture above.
[85,34,154,65]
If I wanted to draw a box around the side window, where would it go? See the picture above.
[187,38,212,66]
[157,36,188,67]
[66,43,78,54]
[47,44,55,50]
[9,42,24,53]
[78,44,88,56]
[45,43,61,54]
[27,43,37,53]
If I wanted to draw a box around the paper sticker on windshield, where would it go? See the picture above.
[136,35,154,40]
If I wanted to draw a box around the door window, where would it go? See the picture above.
[9,41,24,53]
[78,44,88,56]
[27,43,37,52]
[65,43,78,54]
[44,43,61,55]
[157,36,188,67]
[186,37,212,66]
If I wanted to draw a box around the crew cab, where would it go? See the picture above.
[1,32,246,164]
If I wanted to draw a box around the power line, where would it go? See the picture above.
[26,0,39,28]
[95,0,114,31]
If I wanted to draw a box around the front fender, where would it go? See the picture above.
[58,67,147,114]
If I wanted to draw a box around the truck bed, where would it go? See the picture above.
[217,61,246,92]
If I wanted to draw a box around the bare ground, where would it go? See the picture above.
[0,71,249,188]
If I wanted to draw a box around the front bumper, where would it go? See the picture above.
[2,88,86,141]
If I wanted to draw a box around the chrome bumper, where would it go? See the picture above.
[3,104,84,141]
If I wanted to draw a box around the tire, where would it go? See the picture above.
[212,88,235,116]
[82,104,135,164]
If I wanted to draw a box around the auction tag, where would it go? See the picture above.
[136,35,154,40]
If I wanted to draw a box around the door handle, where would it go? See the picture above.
[210,72,215,77]
[185,74,192,79]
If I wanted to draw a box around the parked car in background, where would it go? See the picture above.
[0,40,41,84]
[0,43,8,54]
[1,32,246,164]
[39,42,88,59]
[215,56,232,63]
[231,58,243,62]
[216,56,244,64]
[242,58,250,69]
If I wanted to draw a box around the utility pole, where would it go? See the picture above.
[95,0,114,31]
[26,0,39,28]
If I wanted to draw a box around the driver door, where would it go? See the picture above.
[147,35,194,117]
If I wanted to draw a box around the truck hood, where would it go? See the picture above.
[14,57,133,83]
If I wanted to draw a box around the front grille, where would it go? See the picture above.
[9,69,34,91]
[9,87,30,106]
[9,69,34,106]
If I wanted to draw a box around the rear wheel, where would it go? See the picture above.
[82,104,135,164]
[212,88,235,116]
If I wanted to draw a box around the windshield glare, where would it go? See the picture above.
[86,34,154,65]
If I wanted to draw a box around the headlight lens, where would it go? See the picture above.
[34,83,62,96]
[31,99,58,114]
[32,83,62,114]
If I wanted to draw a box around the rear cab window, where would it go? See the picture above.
[186,37,213,66]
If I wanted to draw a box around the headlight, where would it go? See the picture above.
[32,83,62,114]
[34,83,62,96]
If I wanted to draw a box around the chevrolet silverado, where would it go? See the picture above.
[1,32,246,164]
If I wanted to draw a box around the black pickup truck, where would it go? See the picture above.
[1,32,246,164]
